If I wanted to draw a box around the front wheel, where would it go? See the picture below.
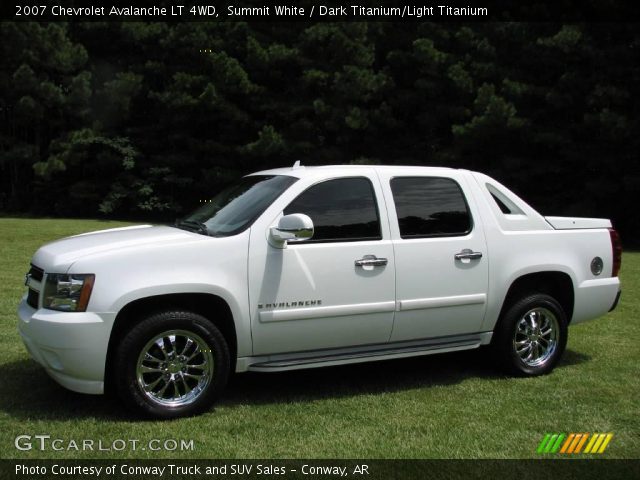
[493,294,568,376]
[114,311,230,419]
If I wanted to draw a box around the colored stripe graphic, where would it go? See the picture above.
[537,434,552,454]
[584,434,599,453]
[538,433,613,454]
[574,433,589,453]
[560,434,575,453]
[550,434,565,453]
[591,434,606,453]
[545,434,559,453]
[567,433,582,453]
[597,434,614,453]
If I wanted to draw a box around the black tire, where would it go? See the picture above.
[114,310,230,419]
[492,294,568,376]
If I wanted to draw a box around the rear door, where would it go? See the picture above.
[378,171,489,341]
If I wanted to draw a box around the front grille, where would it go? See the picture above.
[27,288,39,308]
[29,264,44,282]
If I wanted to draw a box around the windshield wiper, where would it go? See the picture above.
[174,219,210,236]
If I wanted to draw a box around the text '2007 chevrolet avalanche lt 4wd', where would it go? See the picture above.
[18,164,622,418]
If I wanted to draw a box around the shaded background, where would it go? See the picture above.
[1,22,638,242]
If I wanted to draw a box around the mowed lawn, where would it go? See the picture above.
[0,217,638,459]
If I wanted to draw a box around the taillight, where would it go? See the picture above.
[609,228,622,277]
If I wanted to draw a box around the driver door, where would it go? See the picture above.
[247,174,396,356]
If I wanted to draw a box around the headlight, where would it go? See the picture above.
[43,274,95,312]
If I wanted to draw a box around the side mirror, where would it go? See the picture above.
[269,213,314,248]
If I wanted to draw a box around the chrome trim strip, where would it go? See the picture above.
[258,300,396,323]
[398,293,486,311]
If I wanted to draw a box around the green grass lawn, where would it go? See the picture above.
[0,217,638,459]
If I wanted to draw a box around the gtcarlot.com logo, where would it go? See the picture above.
[14,435,195,452]
[537,433,613,454]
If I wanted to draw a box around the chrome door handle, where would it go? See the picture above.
[454,249,483,261]
[355,255,388,267]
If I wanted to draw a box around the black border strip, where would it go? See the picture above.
[3,459,640,480]
[3,1,640,23]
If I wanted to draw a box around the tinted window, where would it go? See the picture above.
[180,175,297,237]
[284,177,381,242]
[391,177,472,238]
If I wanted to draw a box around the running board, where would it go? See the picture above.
[242,332,492,373]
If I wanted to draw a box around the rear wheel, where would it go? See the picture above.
[114,311,230,419]
[493,294,568,376]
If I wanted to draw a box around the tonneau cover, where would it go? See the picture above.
[545,216,612,229]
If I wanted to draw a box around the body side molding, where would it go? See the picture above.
[258,300,396,323]
[398,293,487,311]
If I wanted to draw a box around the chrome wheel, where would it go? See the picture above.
[136,330,214,407]
[513,307,559,367]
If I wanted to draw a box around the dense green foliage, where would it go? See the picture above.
[1,22,638,239]
[1,218,638,459]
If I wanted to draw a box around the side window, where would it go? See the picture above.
[390,177,472,238]
[284,177,381,243]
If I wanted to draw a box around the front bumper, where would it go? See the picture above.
[17,297,115,394]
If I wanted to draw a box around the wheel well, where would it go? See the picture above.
[104,293,237,394]
[499,272,574,322]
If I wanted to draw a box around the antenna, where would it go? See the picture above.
[292,160,302,169]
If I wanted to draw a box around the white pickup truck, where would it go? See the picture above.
[18,164,622,418]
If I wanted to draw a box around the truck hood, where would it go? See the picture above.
[31,225,205,272]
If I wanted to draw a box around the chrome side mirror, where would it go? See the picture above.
[269,213,314,248]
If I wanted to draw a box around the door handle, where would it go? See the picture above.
[355,255,388,267]
[454,249,483,261]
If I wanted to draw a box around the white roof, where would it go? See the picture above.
[250,164,463,179]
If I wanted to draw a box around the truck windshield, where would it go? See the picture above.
[176,175,297,237]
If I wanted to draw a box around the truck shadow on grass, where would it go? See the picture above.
[0,348,591,421]
[221,348,591,407]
